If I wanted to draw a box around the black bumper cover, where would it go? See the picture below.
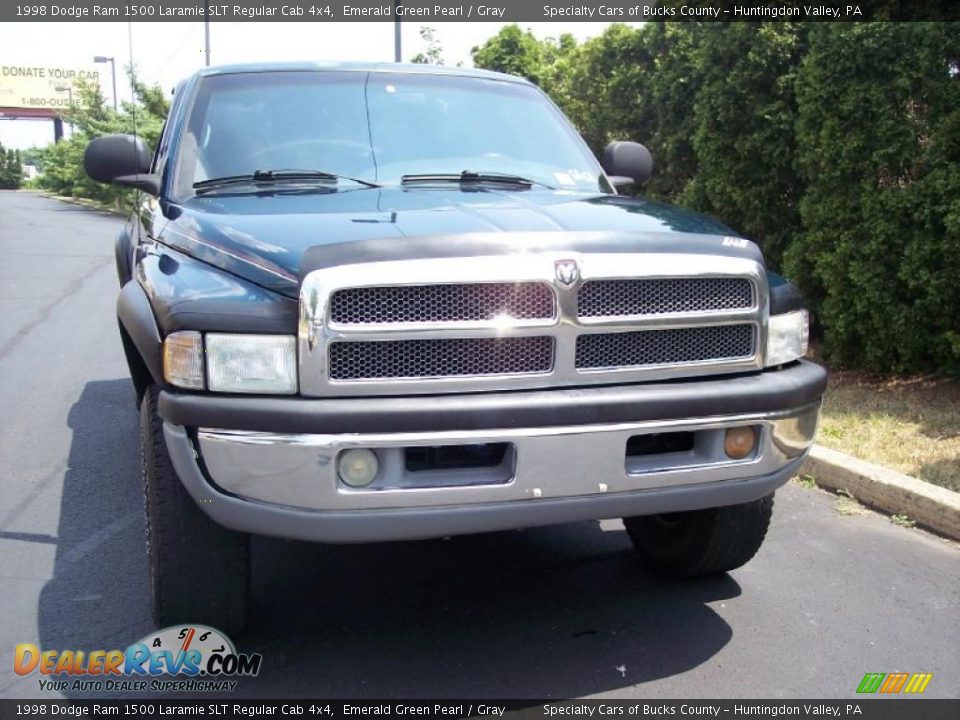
[159,360,826,434]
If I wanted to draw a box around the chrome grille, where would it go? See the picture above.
[576,325,755,370]
[329,337,554,380]
[299,251,767,396]
[578,278,754,318]
[330,282,555,324]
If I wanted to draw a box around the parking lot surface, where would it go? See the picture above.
[0,191,957,699]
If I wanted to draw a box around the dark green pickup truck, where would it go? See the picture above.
[84,62,824,632]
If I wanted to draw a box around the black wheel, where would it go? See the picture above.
[623,494,774,578]
[141,385,250,634]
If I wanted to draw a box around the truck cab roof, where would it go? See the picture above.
[189,61,531,85]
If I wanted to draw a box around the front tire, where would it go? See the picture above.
[141,385,251,634]
[623,494,774,578]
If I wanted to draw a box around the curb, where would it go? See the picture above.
[802,444,960,540]
[43,192,126,217]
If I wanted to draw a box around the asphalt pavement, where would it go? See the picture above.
[0,191,957,700]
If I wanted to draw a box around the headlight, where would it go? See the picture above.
[766,310,809,367]
[206,334,298,394]
[163,331,204,389]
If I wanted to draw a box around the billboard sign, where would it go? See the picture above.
[0,63,102,111]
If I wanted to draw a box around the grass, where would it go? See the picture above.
[795,473,817,490]
[818,369,960,492]
[833,488,866,516]
[890,513,918,529]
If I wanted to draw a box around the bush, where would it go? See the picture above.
[0,143,24,189]
[474,21,960,376]
[33,70,168,211]
[682,23,808,269]
[784,23,960,374]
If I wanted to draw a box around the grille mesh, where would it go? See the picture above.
[330,337,554,380]
[576,325,755,370]
[578,278,754,318]
[330,283,555,324]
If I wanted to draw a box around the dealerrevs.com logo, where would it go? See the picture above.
[14,625,262,693]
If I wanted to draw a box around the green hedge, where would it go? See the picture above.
[0,143,23,189]
[473,21,960,375]
[784,23,960,375]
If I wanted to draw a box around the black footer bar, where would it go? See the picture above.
[1,699,959,720]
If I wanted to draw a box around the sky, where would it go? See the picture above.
[0,20,642,150]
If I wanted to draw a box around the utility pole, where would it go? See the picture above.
[55,85,74,133]
[393,0,401,62]
[93,56,117,111]
[204,0,211,66]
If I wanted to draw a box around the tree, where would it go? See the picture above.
[19,147,44,173]
[681,23,809,268]
[471,25,552,86]
[35,67,169,208]
[784,22,960,374]
[411,26,445,65]
[560,24,650,153]
[470,21,960,375]
[0,142,24,189]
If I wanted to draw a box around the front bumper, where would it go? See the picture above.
[160,360,825,543]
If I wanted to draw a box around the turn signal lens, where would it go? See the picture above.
[337,449,380,488]
[724,426,758,460]
[163,331,204,389]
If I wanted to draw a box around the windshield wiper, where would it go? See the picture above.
[193,169,380,193]
[401,170,554,189]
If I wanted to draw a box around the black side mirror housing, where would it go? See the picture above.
[601,141,653,188]
[84,134,160,195]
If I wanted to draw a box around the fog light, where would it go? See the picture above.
[337,449,380,487]
[724,426,758,460]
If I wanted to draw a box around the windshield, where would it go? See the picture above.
[173,70,610,197]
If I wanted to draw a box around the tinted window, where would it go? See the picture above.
[175,70,607,196]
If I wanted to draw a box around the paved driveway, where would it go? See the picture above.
[0,191,957,699]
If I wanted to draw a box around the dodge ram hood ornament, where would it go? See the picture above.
[555,258,579,286]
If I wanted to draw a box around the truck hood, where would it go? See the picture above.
[158,187,753,297]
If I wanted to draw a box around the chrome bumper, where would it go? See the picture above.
[163,401,819,542]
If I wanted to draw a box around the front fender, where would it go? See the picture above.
[117,280,164,403]
[117,244,300,402]
[138,245,298,335]
[114,227,134,287]
[768,272,807,315]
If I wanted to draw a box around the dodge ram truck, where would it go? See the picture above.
[83,62,825,633]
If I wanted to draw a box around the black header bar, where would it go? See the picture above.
[2,1,957,23]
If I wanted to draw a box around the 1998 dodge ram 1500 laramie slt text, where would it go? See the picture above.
[83,62,825,633]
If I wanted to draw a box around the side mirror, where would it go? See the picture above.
[601,141,653,189]
[84,134,160,195]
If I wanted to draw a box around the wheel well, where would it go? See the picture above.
[118,320,154,406]
[114,229,134,287]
